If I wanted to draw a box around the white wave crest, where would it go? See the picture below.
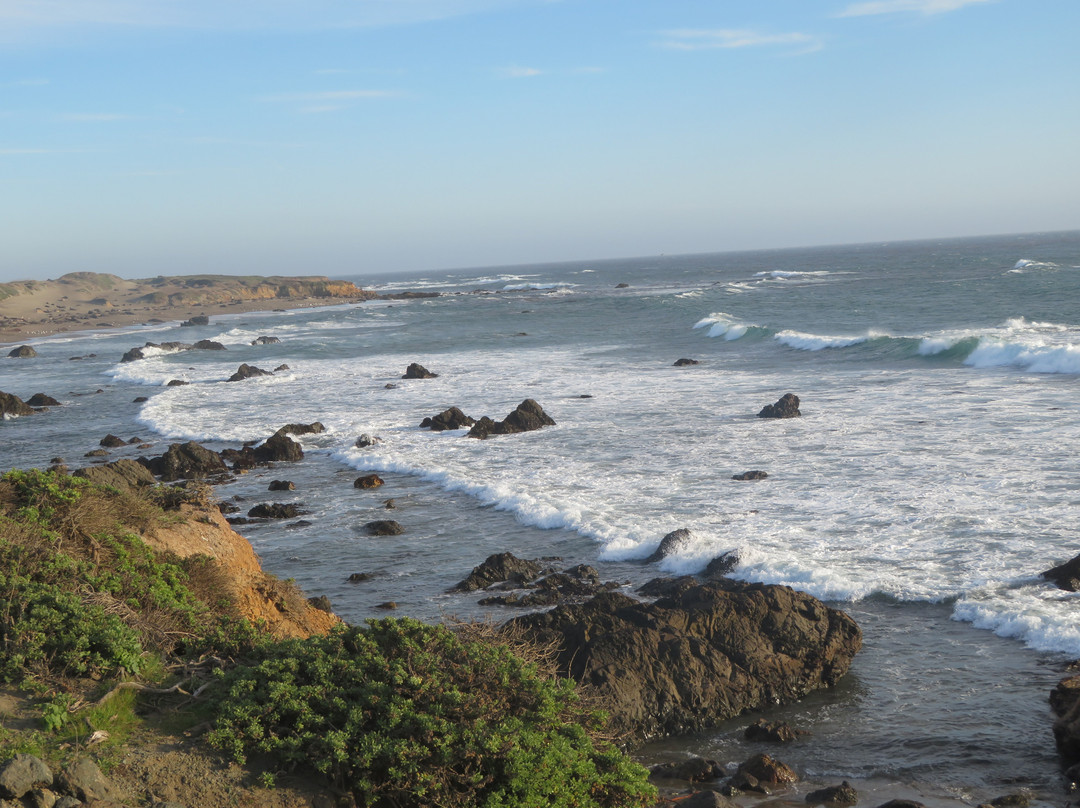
[753,270,832,279]
[965,339,1080,374]
[775,330,875,351]
[693,313,752,340]
[953,583,1080,657]
[502,282,575,291]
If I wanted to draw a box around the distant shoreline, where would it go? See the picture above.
[0,271,377,346]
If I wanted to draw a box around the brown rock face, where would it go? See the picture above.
[758,393,801,418]
[1051,674,1080,762]
[0,391,34,417]
[466,399,556,439]
[143,441,228,481]
[512,580,862,739]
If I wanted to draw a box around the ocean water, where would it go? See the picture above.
[3,230,1080,804]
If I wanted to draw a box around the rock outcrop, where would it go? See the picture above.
[467,399,556,439]
[1051,673,1080,762]
[452,552,549,592]
[646,527,694,562]
[420,406,476,431]
[142,441,229,481]
[511,580,862,739]
[6,345,36,358]
[1043,553,1080,591]
[74,458,157,490]
[228,363,272,381]
[25,393,60,407]
[758,393,801,419]
[0,391,35,417]
[402,362,438,379]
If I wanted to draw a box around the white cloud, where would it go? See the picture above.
[836,0,995,17]
[659,29,821,53]
[499,65,544,78]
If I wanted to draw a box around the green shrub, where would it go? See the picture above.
[208,618,655,808]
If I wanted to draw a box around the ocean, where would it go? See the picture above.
[3,230,1079,805]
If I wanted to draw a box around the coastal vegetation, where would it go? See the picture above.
[0,468,655,807]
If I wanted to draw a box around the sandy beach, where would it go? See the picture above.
[0,271,376,346]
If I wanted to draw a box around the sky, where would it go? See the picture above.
[1,0,1078,282]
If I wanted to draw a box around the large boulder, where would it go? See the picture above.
[74,459,157,491]
[1042,553,1080,591]
[646,527,694,563]
[402,362,438,379]
[228,363,273,381]
[467,399,556,439]
[26,393,61,407]
[142,441,228,481]
[511,580,862,739]
[193,339,226,351]
[420,406,476,431]
[7,345,36,358]
[0,754,52,799]
[254,432,304,462]
[0,391,35,417]
[1051,674,1080,762]
[758,393,801,419]
[451,552,549,593]
[274,422,325,438]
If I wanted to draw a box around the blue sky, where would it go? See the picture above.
[1,0,1077,282]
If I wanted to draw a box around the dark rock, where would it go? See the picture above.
[638,576,697,599]
[467,399,556,439]
[649,757,726,783]
[127,436,143,444]
[228,363,273,382]
[274,422,324,438]
[704,552,740,578]
[758,393,801,419]
[0,391,35,417]
[364,520,405,536]
[7,345,36,358]
[646,527,693,563]
[143,441,228,481]
[872,802,928,808]
[133,396,149,403]
[679,791,739,808]
[247,503,302,519]
[451,552,547,592]
[0,754,52,799]
[377,601,398,610]
[251,336,281,345]
[26,393,60,407]
[74,459,156,491]
[286,520,312,529]
[732,753,798,792]
[348,573,373,584]
[84,448,110,457]
[805,781,859,807]
[615,283,630,288]
[180,315,210,326]
[1043,553,1080,592]
[166,379,189,386]
[989,794,1032,808]
[402,362,438,379]
[355,434,381,448]
[674,358,699,366]
[384,383,397,389]
[420,406,476,431]
[121,346,147,362]
[254,432,303,463]
[218,501,240,514]
[1051,674,1080,761]
[745,718,807,743]
[56,758,119,803]
[383,498,396,509]
[510,581,862,739]
[274,364,290,372]
[192,339,226,350]
[308,595,333,613]
[732,470,768,481]
[268,480,295,491]
[354,474,384,490]
[99,434,127,448]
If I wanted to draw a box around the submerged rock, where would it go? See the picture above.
[745,718,808,743]
[251,335,281,345]
[674,358,699,366]
[732,470,768,481]
[364,520,405,536]
[758,393,801,419]
[511,580,862,739]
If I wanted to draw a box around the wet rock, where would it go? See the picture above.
[348,573,373,584]
[1051,673,1080,761]
[247,503,302,519]
[355,434,381,448]
[286,519,312,529]
[274,422,324,438]
[420,406,476,431]
[637,576,697,599]
[84,448,110,458]
[732,470,768,481]
[268,480,295,491]
[451,552,547,592]
[254,432,303,463]
[0,754,52,799]
[646,527,694,563]
[745,718,807,743]
[142,441,228,481]
[377,601,398,610]
[180,315,210,326]
[466,399,556,439]
[354,474,384,490]
[872,801,928,808]
[758,393,801,419]
[99,434,127,448]
[251,335,281,345]
[402,362,438,379]
[7,345,36,358]
[678,791,739,808]
[805,781,859,807]
[133,396,149,403]
[649,757,726,783]
[989,794,1032,808]
[228,363,272,382]
[383,498,396,509]
[364,520,405,536]
[511,581,862,739]
[731,753,798,792]
[218,501,240,515]
[192,339,226,350]
[74,459,157,491]
[121,347,147,362]
[26,393,60,407]
[0,391,34,417]
[308,595,333,613]
[704,552,740,578]
[615,282,630,288]
[274,364,290,372]
[1042,553,1080,591]
[674,358,699,366]
[166,379,189,386]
